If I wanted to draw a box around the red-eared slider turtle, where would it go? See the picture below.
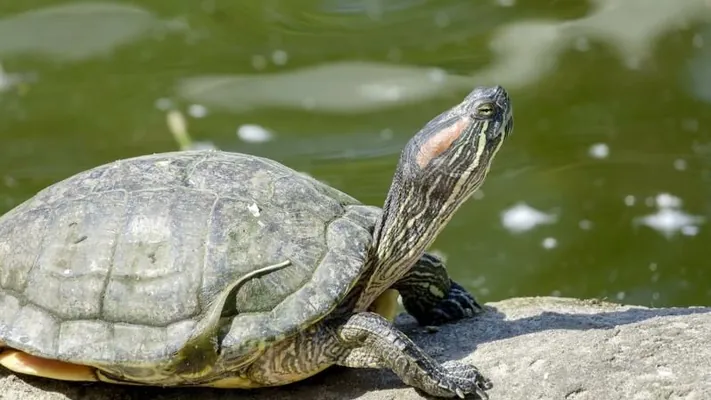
[0,86,513,398]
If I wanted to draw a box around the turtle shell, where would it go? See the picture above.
[0,150,380,371]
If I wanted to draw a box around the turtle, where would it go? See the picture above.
[0,85,513,398]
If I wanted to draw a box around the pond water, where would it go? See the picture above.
[1,0,710,308]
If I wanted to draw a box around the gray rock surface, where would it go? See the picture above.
[1,296,709,400]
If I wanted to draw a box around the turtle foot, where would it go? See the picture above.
[435,360,492,399]
[430,281,485,324]
[406,281,484,327]
[0,348,97,382]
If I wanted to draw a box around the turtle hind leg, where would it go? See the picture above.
[393,252,484,326]
[0,348,98,382]
[336,311,491,399]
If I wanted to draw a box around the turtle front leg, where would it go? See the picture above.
[337,312,490,399]
[240,313,490,398]
[393,252,483,326]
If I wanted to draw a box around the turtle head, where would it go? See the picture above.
[365,86,512,300]
[397,85,512,205]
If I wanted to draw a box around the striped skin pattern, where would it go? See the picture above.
[358,86,512,312]
[240,86,513,399]
[394,252,483,326]
[0,86,512,399]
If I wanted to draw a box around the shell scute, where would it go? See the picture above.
[0,150,380,369]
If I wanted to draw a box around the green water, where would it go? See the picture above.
[1,0,710,309]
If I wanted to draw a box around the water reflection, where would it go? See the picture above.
[501,203,558,234]
[688,23,711,103]
[0,62,34,93]
[177,0,711,118]
[320,0,425,16]
[0,3,165,62]
[477,0,711,86]
[633,193,705,238]
[176,61,475,114]
[0,0,710,309]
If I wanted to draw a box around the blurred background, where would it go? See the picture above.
[0,0,709,309]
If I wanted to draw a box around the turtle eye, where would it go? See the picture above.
[474,103,495,118]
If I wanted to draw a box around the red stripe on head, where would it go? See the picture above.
[415,118,468,169]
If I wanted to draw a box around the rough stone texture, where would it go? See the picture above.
[1,296,709,400]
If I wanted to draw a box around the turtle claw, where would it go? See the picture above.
[435,360,491,399]
[448,281,484,316]
[478,388,490,400]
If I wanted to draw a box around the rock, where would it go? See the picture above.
[2,297,710,400]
